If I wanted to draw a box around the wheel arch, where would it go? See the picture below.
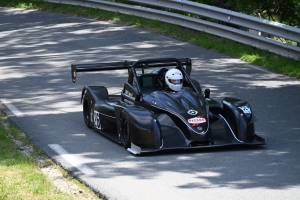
[116,105,162,149]
[81,86,109,128]
[221,97,257,142]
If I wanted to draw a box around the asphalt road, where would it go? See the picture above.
[1,7,300,200]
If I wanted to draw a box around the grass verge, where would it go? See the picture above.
[0,110,100,200]
[0,0,299,79]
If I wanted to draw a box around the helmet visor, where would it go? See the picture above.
[169,79,182,84]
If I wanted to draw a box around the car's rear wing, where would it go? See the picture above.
[71,57,192,83]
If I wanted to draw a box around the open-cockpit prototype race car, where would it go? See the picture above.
[71,58,265,154]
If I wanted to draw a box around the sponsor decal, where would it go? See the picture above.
[239,106,251,114]
[188,116,206,126]
[187,109,198,115]
[93,110,102,130]
[124,90,133,97]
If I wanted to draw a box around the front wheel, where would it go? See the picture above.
[120,112,131,149]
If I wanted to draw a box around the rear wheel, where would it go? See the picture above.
[83,97,92,128]
[121,112,131,149]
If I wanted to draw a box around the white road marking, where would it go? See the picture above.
[48,144,96,176]
[0,98,24,117]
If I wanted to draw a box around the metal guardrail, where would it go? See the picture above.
[46,0,300,60]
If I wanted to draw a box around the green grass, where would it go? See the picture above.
[1,0,299,79]
[0,113,68,199]
[0,111,100,199]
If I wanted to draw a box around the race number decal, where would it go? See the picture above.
[93,110,102,130]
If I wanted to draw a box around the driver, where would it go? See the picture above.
[164,68,183,92]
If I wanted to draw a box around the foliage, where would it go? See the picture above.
[191,0,215,5]
[190,0,300,26]
[227,0,300,26]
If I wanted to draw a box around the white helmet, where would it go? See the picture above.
[165,69,183,91]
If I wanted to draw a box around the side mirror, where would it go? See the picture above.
[204,89,210,98]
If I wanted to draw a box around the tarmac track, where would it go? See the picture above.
[1,7,300,200]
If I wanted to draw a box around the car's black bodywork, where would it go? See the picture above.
[71,58,265,154]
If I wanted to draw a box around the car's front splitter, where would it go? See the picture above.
[127,135,266,155]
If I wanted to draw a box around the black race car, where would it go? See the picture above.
[71,57,265,154]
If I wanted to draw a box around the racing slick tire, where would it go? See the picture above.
[120,112,131,149]
[83,93,92,129]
